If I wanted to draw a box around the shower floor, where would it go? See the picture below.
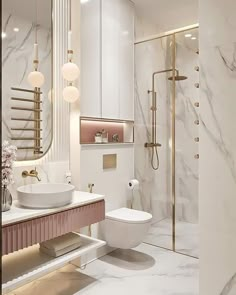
[144,218,199,258]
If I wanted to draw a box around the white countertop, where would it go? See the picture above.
[2,191,104,226]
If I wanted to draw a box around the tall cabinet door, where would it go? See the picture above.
[101,0,134,120]
[80,0,102,118]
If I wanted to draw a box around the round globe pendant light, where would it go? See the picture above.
[62,62,80,82]
[28,1,45,89]
[28,70,45,88]
[63,85,80,103]
[62,0,80,103]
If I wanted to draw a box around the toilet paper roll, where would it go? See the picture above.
[128,179,139,190]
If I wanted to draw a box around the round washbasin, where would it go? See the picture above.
[17,183,75,209]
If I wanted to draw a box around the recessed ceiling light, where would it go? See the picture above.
[2,32,7,39]
[185,33,192,38]
[191,37,197,40]
[13,27,20,32]
[81,0,89,3]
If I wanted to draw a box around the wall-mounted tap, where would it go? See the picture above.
[88,183,94,193]
[22,167,41,182]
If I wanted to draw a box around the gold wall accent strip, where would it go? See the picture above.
[135,23,199,45]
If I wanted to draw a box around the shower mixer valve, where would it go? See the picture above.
[144,142,162,148]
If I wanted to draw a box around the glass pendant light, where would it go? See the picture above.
[62,0,80,103]
[27,0,45,88]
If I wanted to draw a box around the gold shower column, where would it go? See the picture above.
[171,34,176,252]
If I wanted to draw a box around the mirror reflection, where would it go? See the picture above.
[2,0,53,161]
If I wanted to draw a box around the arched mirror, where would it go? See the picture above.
[2,0,53,161]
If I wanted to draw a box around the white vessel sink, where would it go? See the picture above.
[17,183,75,209]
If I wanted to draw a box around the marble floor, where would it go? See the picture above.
[8,243,199,295]
[144,219,199,258]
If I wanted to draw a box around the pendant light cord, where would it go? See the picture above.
[69,0,72,31]
[35,0,38,43]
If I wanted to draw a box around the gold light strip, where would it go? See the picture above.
[135,23,199,45]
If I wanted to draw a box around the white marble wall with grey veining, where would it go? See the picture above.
[199,0,236,294]
[2,11,52,161]
[175,39,199,224]
[134,37,172,223]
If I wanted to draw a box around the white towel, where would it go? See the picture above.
[40,241,82,257]
[40,232,81,252]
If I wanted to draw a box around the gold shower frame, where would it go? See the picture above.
[135,23,199,258]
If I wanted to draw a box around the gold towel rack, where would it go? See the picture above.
[10,87,43,155]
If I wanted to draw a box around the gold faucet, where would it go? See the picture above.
[88,183,94,193]
[22,167,41,182]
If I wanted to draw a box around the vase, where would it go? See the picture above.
[2,185,12,212]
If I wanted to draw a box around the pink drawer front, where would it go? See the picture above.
[2,200,105,256]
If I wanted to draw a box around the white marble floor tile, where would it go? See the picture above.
[11,243,199,295]
[144,219,199,258]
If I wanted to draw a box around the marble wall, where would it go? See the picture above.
[199,0,236,294]
[175,36,199,224]
[2,9,52,160]
[134,33,199,224]
[134,36,171,223]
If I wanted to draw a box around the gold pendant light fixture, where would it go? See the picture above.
[27,0,45,88]
[62,0,80,103]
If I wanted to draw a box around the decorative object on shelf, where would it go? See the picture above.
[27,0,45,88]
[112,133,119,142]
[62,0,80,103]
[101,129,108,143]
[1,141,17,212]
[95,131,102,143]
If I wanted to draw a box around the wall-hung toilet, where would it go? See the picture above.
[104,207,152,249]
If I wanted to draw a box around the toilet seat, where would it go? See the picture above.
[106,207,152,224]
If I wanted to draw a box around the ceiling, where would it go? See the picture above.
[132,0,198,33]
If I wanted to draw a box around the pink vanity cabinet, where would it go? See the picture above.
[2,196,105,256]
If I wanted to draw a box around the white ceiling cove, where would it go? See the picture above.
[132,0,198,33]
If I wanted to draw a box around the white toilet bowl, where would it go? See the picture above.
[104,207,152,249]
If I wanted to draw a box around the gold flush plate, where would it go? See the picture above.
[103,154,117,170]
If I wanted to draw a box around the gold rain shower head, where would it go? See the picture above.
[168,75,188,81]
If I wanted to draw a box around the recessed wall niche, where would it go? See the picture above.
[80,117,134,145]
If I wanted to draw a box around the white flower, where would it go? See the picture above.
[2,141,17,186]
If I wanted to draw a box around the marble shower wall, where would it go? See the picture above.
[175,37,199,224]
[134,33,199,224]
[2,10,52,160]
[134,37,172,223]
[199,0,236,294]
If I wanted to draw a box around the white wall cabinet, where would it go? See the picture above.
[80,0,102,118]
[80,0,134,120]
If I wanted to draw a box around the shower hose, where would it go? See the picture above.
[151,145,160,170]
